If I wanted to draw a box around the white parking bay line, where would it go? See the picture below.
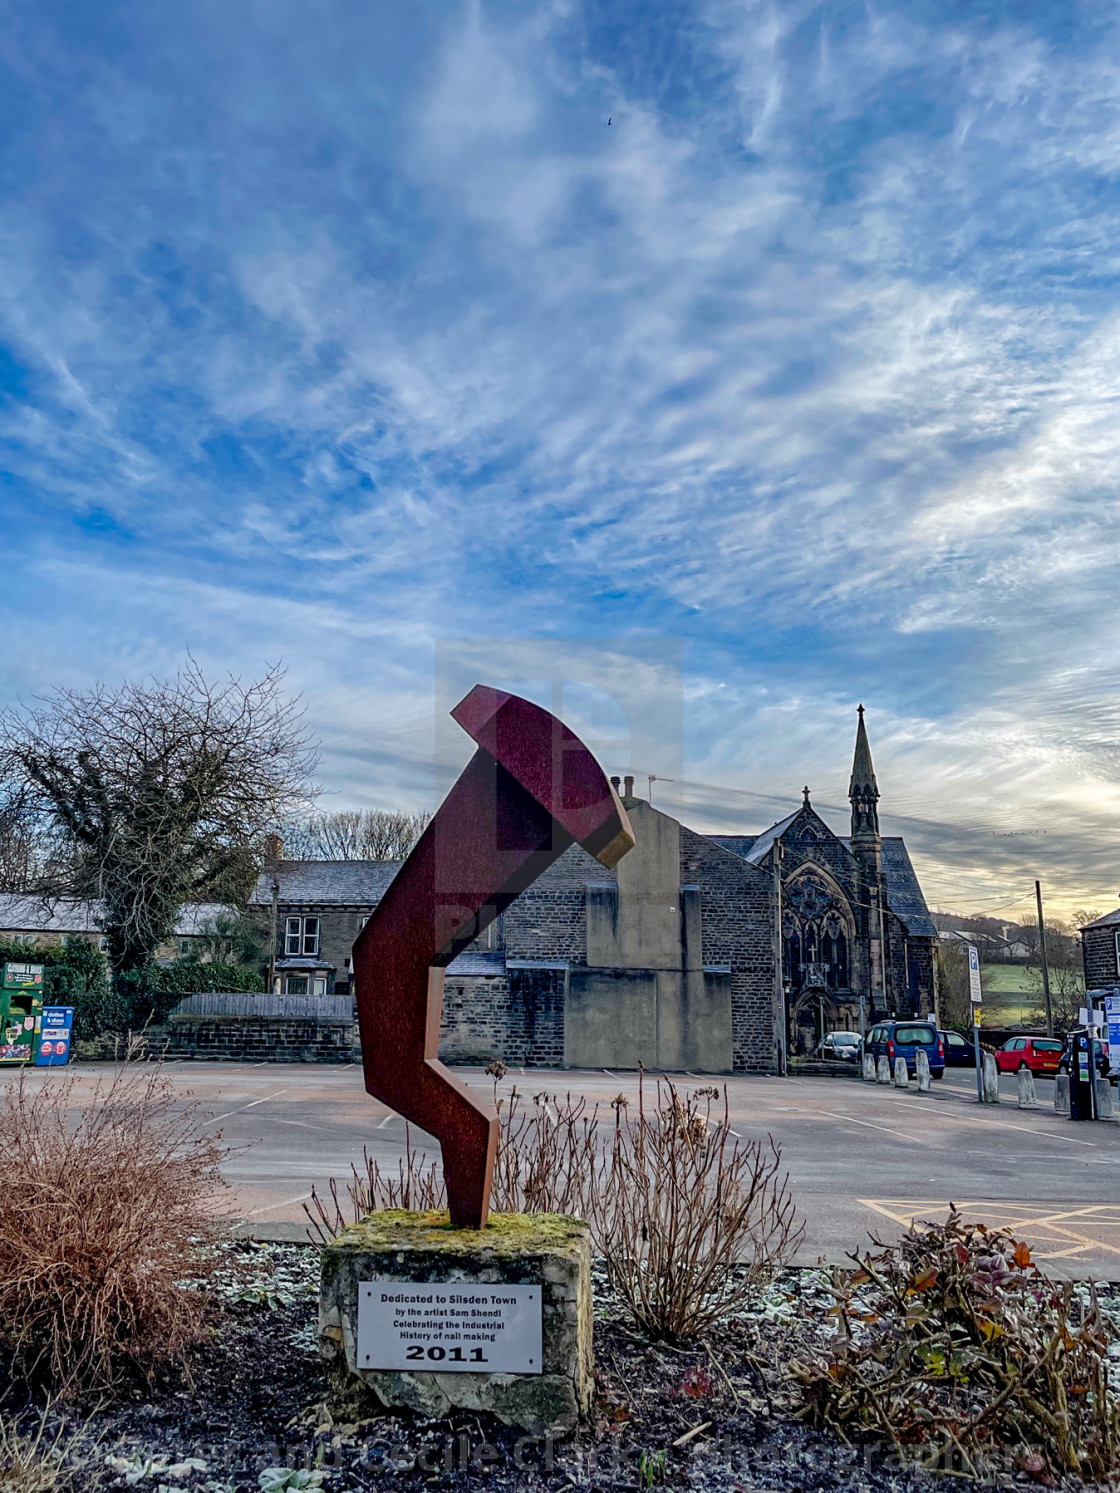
[211,1089,290,1124]
[790,1105,921,1141]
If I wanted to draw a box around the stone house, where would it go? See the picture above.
[1081,909,1120,994]
[248,857,401,995]
[0,894,227,962]
[244,710,935,1072]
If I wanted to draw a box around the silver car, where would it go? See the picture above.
[817,1030,862,1062]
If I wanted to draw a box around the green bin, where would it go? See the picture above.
[0,962,45,1064]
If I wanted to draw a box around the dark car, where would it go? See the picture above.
[939,1029,975,1067]
[865,1020,945,1079]
[817,1030,862,1063]
[1058,1036,1111,1079]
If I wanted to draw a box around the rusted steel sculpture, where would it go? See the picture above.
[351,685,635,1229]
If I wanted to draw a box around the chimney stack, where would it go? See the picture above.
[264,832,283,864]
[623,775,634,798]
[610,775,621,791]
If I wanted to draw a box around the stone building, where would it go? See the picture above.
[1081,909,1120,994]
[0,894,227,962]
[248,856,401,995]
[248,709,935,1072]
[711,707,937,1053]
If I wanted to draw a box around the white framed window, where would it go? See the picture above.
[285,975,309,995]
[179,939,191,955]
[312,976,327,997]
[98,937,109,953]
[284,916,320,957]
[1114,929,1120,976]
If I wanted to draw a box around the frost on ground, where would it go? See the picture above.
[7,1242,1119,1493]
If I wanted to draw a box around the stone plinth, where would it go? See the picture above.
[319,1210,592,1432]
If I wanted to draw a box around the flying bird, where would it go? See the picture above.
[607,117,612,125]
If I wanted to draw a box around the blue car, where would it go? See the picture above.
[865,1020,945,1080]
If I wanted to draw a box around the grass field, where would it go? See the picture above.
[978,963,1083,1025]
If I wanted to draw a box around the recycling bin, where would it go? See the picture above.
[0,961,45,1064]
[0,989,43,1064]
[36,1006,74,1066]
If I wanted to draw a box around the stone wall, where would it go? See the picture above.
[438,968,566,1067]
[1083,924,1119,991]
[166,1015,358,1062]
[678,826,776,1073]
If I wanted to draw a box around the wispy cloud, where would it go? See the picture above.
[2,0,1120,916]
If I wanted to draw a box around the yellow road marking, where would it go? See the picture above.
[857,1198,1120,1260]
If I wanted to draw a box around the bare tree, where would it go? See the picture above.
[1027,915,1086,1033]
[0,662,316,980]
[281,808,429,861]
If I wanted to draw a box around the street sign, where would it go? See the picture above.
[967,945,982,1004]
[1104,992,1120,1071]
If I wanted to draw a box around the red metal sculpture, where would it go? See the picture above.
[351,685,634,1229]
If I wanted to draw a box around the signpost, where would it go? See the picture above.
[967,944,983,1102]
[1105,991,1120,1076]
[357,1281,542,1375]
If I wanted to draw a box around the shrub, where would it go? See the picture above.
[585,1080,801,1341]
[0,1066,225,1398]
[116,958,264,1026]
[308,1077,801,1341]
[0,937,112,1042]
[790,1206,1120,1480]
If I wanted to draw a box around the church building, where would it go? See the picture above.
[712,707,938,1056]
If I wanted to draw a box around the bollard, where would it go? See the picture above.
[915,1049,931,1092]
[1055,1073,1071,1116]
[861,1052,876,1081]
[1016,1067,1036,1109]
[893,1056,909,1088]
[1095,1078,1114,1119]
[876,1054,892,1084]
[981,1051,1000,1104]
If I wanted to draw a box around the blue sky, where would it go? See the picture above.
[2,0,1120,919]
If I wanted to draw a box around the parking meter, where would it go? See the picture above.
[1068,1028,1097,1121]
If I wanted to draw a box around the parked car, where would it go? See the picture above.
[939,1029,975,1067]
[864,1020,945,1079]
[993,1035,1064,1075]
[817,1030,862,1063]
[1057,1036,1111,1079]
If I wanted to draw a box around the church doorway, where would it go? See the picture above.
[791,989,839,1055]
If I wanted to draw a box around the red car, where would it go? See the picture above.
[993,1036,1064,1075]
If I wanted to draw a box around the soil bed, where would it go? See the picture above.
[9,1243,1119,1493]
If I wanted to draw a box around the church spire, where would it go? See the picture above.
[849,704,881,850]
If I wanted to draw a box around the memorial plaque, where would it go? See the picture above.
[357,1280,542,1374]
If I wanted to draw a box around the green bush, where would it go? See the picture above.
[0,938,113,1042]
[116,958,264,1025]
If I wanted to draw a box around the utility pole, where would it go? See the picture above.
[268,879,280,995]
[1036,879,1054,1039]
[773,843,787,1075]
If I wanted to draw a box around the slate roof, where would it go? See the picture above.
[710,811,806,867]
[0,896,228,936]
[446,950,506,976]
[250,860,402,907]
[838,836,938,940]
